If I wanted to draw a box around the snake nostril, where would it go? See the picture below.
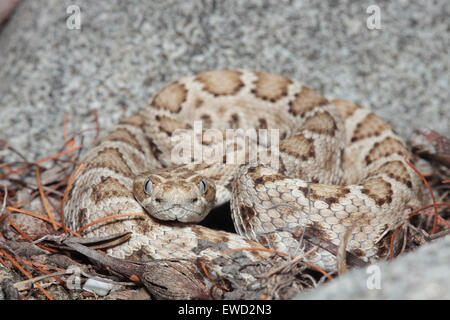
[155,198,163,204]
[191,197,199,203]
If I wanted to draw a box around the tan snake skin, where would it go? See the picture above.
[64,70,423,283]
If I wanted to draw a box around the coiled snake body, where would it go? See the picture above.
[64,70,422,285]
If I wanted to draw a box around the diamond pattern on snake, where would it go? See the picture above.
[64,70,423,282]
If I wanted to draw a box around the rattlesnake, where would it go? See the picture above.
[64,70,423,286]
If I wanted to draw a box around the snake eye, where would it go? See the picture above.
[144,178,153,195]
[199,178,208,195]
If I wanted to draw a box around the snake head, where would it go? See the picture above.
[133,169,216,223]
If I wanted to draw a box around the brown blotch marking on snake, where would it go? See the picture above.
[195,70,244,96]
[119,115,156,155]
[257,235,270,247]
[239,204,255,218]
[119,114,145,128]
[301,111,338,136]
[230,142,241,153]
[350,248,366,258]
[361,178,393,206]
[364,137,407,166]
[228,113,240,129]
[91,176,133,204]
[117,111,163,161]
[246,166,258,175]
[148,171,168,181]
[278,158,288,175]
[200,114,212,129]
[251,72,292,102]
[128,149,147,173]
[332,99,361,120]
[219,235,230,245]
[257,118,268,130]
[280,134,315,161]
[369,160,413,188]
[84,148,133,176]
[194,97,204,109]
[155,114,190,137]
[340,147,345,164]
[191,162,214,172]
[99,128,144,153]
[299,184,351,206]
[206,174,225,184]
[288,86,329,116]
[191,225,205,239]
[190,225,216,244]
[245,165,269,179]
[76,208,88,231]
[253,173,287,187]
[239,204,256,229]
[176,171,197,180]
[148,139,163,160]
[351,113,391,143]
[97,129,147,171]
[201,129,224,146]
[310,177,320,183]
[151,81,187,113]
[259,233,280,248]
[305,221,330,240]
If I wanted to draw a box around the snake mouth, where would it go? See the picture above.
[150,205,205,223]
[134,194,204,223]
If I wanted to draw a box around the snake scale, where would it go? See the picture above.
[64,70,423,287]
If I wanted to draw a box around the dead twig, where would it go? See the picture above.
[62,239,211,300]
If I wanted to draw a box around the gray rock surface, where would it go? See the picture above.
[295,236,450,299]
[0,0,448,299]
[1,0,448,163]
